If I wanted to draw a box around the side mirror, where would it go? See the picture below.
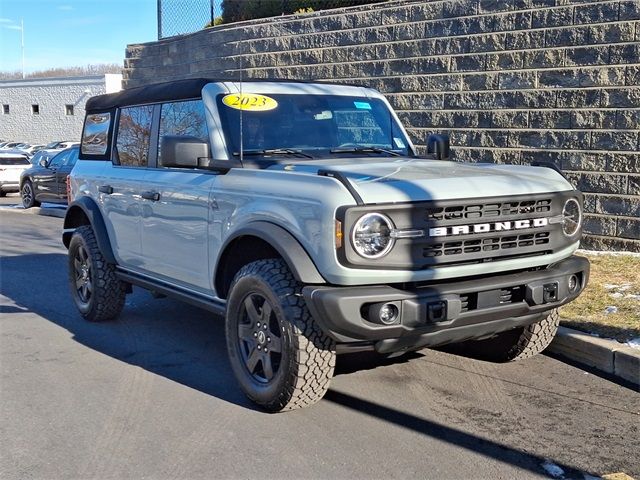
[426,134,450,161]
[160,135,211,168]
[39,158,48,167]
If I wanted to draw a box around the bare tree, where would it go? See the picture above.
[0,64,122,81]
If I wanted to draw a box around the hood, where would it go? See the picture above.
[270,158,573,204]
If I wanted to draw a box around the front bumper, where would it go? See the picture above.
[303,255,589,354]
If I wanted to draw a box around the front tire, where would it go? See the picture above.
[457,309,560,362]
[21,180,40,208]
[68,225,126,322]
[225,259,336,412]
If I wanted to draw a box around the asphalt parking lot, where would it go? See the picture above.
[1,194,638,480]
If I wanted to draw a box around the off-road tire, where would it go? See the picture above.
[458,309,559,362]
[21,180,40,208]
[68,225,126,322]
[225,259,336,412]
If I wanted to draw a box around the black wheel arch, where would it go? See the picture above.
[215,221,326,299]
[62,197,116,264]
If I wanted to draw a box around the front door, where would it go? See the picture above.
[138,99,215,294]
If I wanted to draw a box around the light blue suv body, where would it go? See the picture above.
[63,79,590,411]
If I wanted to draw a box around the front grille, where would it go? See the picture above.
[340,191,580,270]
[426,198,552,222]
[423,232,551,258]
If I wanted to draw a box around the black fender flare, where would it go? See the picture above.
[216,221,326,287]
[62,197,116,264]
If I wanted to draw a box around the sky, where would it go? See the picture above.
[0,0,158,74]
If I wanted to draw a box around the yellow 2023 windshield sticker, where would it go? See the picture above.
[222,93,278,111]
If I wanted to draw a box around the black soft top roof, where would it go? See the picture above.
[86,78,211,112]
[85,78,363,112]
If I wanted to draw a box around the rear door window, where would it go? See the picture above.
[116,105,154,167]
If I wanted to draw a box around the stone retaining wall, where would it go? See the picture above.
[124,0,640,251]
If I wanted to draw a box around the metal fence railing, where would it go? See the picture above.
[157,0,384,38]
[157,0,222,39]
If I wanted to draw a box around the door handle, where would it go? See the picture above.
[140,191,160,202]
[98,185,113,194]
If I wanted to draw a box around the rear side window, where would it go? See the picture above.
[158,100,208,166]
[82,112,111,156]
[0,157,29,165]
[116,105,154,167]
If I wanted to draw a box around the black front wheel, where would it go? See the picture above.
[68,225,126,322]
[226,259,336,412]
[21,181,40,208]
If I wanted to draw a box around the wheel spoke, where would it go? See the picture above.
[268,335,282,353]
[238,323,254,341]
[80,284,88,299]
[74,258,82,271]
[243,296,261,325]
[261,301,272,323]
[85,280,92,294]
[79,247,88,262]
[262,353,274,380]
[75,277,84,289]
[246,348,260,372]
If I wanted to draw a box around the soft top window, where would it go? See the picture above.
[82,112,111,156]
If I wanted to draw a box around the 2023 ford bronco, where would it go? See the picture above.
[63,79,589,412]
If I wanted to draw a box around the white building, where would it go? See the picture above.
[0,74,122,144]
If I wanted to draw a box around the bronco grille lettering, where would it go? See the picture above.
[429,217,549,237]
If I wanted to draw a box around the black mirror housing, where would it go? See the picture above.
[426,134,450,160]
[160,135,211,168]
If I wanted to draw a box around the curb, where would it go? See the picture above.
[0,205,66,218]
[549,326,640,387]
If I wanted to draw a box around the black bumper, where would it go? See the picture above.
[302,255,589,354]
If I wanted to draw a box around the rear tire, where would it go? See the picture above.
[225,259,336,412]
[21,180,40,208]
[0,189,6,197]
[457,309,559,362]
[68,225,126,322]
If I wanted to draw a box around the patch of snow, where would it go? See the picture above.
[604,283,619,290]
[541,460,565,478]
[578,249,640,258]
[609,292,623,299]
[618,283,632,292]
[626,294,640,301]
[604,306,618,314]
[627,338,640,349]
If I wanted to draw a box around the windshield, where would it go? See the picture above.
[216,93,411,158]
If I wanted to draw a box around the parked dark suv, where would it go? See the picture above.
[20,146,79,208]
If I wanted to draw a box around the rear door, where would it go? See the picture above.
[138,99,216,293]
[54,148,79,201]
[34,149,71,201]
[100,105,155,267]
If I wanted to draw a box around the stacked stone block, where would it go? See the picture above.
[124,0,640,251]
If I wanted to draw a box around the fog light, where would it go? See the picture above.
[568,274,579,293]
[379,303,399,325]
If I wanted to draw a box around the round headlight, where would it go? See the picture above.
[562,198,582,237]
[351,213,395,259]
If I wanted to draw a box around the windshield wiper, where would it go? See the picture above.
[329,146,402,157]
[233,149,314,159]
